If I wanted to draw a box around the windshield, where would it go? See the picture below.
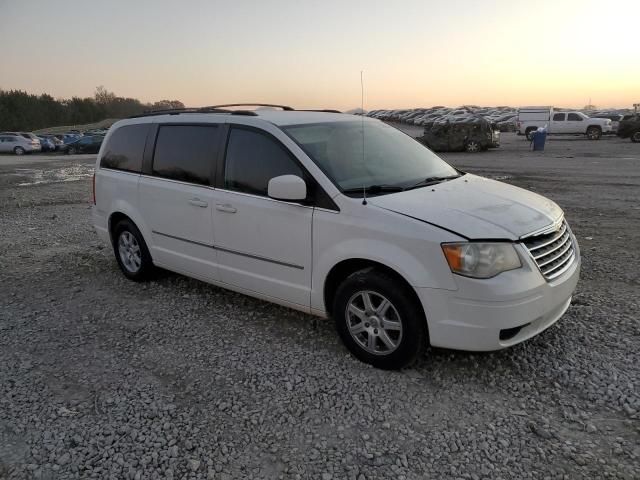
[284,121,458,192]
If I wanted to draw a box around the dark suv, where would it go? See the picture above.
[419,120,498,153]
[617,114,640,143]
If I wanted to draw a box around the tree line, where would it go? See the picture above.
[0,86,184,131]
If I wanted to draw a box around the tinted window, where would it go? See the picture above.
[567,113,583,121]
[101,124,149,173]
[553,113,565,121]
[152,125,217,186]
[224,128,303,196]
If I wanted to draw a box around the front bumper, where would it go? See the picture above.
[417,243,580,351]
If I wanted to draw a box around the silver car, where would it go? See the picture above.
[0,133,42,155]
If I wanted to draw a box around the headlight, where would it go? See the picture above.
[441,242,521,278]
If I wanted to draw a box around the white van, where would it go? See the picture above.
[93,105,580,369]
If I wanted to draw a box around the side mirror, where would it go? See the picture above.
[267,175,307,201]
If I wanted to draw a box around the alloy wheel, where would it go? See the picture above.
[118,231,142,273]
[345,291,403,355]
[466,141,480,153]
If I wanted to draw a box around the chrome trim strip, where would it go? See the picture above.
[533,232,571,260]
[537,241,573,268]
[216,246,304,270]
[520,215,564,239]
[545,251,576,280]
[540,247,574,273]
[152,230,214,248]
[527,223,567,251]
[214,187,314,210]
[151,230,304,270]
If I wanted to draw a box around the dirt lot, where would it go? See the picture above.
[1,134,639,479]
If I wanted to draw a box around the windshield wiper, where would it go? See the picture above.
[342,185,404,195]
[403,175,461,191]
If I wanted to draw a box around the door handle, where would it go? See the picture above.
[215,203,237,213]
[188,198,208,208]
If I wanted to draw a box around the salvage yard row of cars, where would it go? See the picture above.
[0,129,107,155]
[368,105,636,133]
[365,105,640,152]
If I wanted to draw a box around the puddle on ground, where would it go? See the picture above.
[13,164,94,187]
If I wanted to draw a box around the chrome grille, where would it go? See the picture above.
[522,220,576,281]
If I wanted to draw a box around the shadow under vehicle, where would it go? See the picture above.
[419,119,499,153]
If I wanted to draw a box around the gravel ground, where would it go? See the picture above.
[0,134,639,479]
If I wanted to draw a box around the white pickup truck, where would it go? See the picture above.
[517,107,612,140]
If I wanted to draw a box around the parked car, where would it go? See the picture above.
[93,108,580,370]
[420,119,498,152]
[37,135,56,152]
[591,114,624,133]
[0,133,42,154]
[64,135,104,154]
[43,134,65,150]
[617,114,640,142]
[517,107,612,140]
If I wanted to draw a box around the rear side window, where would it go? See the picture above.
[224,128,304,196]
[100,124,149,173]
[553,113,565,121]
[152,125,218,186]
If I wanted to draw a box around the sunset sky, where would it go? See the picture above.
[1,0,638,110]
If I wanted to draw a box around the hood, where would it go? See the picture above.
[369,174,562,240]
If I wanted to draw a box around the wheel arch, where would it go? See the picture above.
[108,210,150,249]
[323,258,426,326]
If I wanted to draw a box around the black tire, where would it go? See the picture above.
[112,218,154,281]
[13,146,25,155]
[465,140,481,153]
[67,146,77,155]
[631,131,640,143]
[333,268,427,370]
[586,126,601,140]
[525,128,537,141]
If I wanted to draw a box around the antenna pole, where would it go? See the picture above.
[361,70,367,205]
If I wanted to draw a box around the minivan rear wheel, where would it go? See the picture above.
[333,269,427,369]
[14,146,25,155]
[631,131,640,143]
[112,219,154,281]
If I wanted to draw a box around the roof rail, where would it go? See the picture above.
[206,103,294,111]
[298,109,342,114]
[128,107,230,119]
[127,104,341,119]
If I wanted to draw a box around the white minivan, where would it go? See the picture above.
[93,105,580,369]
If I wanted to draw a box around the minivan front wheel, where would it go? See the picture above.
[112,219,154,281]
[334,269,427,369]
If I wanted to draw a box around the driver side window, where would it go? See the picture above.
[224,128,304,197]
